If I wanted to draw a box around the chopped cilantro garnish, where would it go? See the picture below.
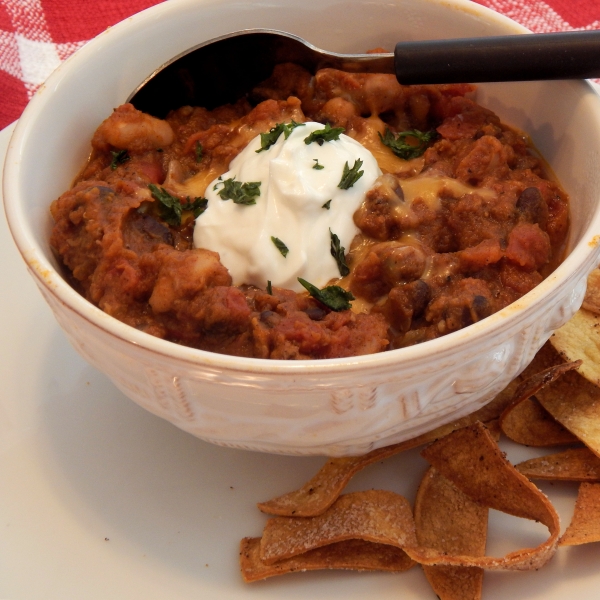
[256,121,305,153]
[271,236,289,257]
[298,278,354,312]
[322,199,332,210]
[304,123,345,146]
[337,159,364,190]
[378,128,437,160]
[195,141,203,163]
[109,149,129,170]
[329,229,349,276]
[266,280,273,295]
[215,177,261,205]
[312,158,325,170]
[148,184,208,227]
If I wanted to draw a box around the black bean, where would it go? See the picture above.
[410,280,431,317]
[123,210,174,252]
[461,306,474,328]
[516,187,548,228]
[305,307,327,321]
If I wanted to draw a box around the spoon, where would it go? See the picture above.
[129,28,600,118]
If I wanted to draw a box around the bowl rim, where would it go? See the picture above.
[4,0,600,377]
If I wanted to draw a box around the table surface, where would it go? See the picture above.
[2,1,600,598]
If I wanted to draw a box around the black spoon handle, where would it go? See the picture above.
[394,30,600,84]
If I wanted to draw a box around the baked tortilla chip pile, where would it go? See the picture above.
[239,269,600,599]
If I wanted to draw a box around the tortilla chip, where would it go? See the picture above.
[257,379,521,518]
[414,422,560,571]
[500,397,578,446]
[536,368,600,458]
[516,447,600,481]
[246,422,561,586]
[415,467,487,600]
[259,490,418,565]
[421,565,483,600]
[484,418,501,441]
[582,268,600,315]
[551,308,600,386]
[499,355,581,446]
[240,537,414,582]
[560,483,600,546]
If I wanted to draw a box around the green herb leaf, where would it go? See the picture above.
[187,197,209,218]
[329,229,349,276]
[148,184,207,226]
[256,121,305,153]
[322,199,332,210]
[304,123,345,146]
[195,142,203,163]
[312,159,325,170]
[215,178,261,205]
[378,128,437,160]
[338,159,364,190]
[271,236,289,257]
[298,278,354,312]
[266,280,273,295]
[109,149,129,170]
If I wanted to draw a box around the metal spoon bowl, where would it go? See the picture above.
[129,28,600,117]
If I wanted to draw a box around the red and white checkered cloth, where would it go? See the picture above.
[1,0,600,131]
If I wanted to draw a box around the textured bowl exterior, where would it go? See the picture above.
[5,0,600,455]
[33,269,589,456]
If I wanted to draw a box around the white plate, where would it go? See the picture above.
[1,119,599,599]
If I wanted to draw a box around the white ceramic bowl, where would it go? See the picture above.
[5,0,600,456]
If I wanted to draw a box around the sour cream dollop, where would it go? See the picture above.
[193,121,381,292]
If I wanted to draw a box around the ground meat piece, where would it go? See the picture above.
[267,311,389,359]
[378,244,428,283]
[249,296,389,359]
[454,135,514,185]
[445,192,513,250]
[148,247,232,314]
[425,278,494,334]
[436,96,501,141]
[354,174,413,240]
[422,137,466,178]
[500,261,543,295]
[544,187,570,248]
[376,279,431,332]
[196,286,252,332]
[50,182,116,288]
[154,285,253,351]
[350,242,428,302]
